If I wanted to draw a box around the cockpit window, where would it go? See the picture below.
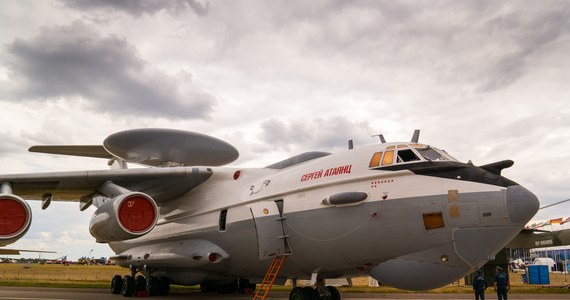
[439,149,458,161]
[382,150,394,166]
[369,144,456,169]
[369,152,383,168]
[416,147,447,161]
[397,149,420,163]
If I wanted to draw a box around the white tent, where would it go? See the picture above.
[511,258,525,270]
[532,257,555,272]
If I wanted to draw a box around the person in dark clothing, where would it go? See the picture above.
[472,270,487,300]
[494,266,510,300]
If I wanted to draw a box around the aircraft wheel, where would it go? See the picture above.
[238,278,255,293]
[303,286,318,300]
[146,276,159,296]
[200,283,216,292]
[158,276,170,296]
[121,275,135,297]
[289,287,311,300]
[326,286,341,300]
[134,275,146,292]
[111,275,122,294]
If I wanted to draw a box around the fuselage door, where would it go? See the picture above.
[250,200,292,260]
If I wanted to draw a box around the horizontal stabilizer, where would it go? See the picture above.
[29,145,112,159]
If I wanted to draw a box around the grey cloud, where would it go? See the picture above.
[61,0,209,17]
[260,1,570,93]
[0,132,29,154]
[258,117,373,153]
[3,21,214,119]
[475,7,570,92]
[259,119,311,152]
[483,112,570,157]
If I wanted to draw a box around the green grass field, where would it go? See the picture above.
[1,263,569,294]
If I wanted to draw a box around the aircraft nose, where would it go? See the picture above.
[506,185,539,224]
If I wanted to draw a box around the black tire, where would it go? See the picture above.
[134,275,146,292]
[326,286,341,300]
[158,276,170,296]
[200,283,216,292]
[111,275,122,294]
[218,280,238,294]
[303,286,318,300]
[121,275,135,297]
[146,276,159,296]
[289,287,310,300]
[237,278,252,294]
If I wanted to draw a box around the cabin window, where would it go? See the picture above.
[381,150,394,166]
[423,212,445,230]
[397,149,421,163]
[219,209,228,232]
[369,152,383,168]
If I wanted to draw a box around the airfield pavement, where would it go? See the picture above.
[0,287,570,300]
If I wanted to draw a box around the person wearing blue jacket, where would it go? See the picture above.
[494,266,510,300]
[472,270,487,300]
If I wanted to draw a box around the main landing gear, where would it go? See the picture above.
[111,265,170,297]
[289,280,341,300]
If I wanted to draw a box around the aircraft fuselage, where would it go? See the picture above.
[109,142,539,290]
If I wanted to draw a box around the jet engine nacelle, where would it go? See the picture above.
[0,194,32,247]
[89,192,158,243]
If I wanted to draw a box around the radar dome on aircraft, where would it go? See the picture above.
[103,128,239,167]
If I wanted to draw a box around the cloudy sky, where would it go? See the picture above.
[1,0,569,260]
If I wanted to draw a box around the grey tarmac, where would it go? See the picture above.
[0,287,570,300]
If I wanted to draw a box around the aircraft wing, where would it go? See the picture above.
[0,167,213,204]
[0,128,227,247]
[0,249,56,255]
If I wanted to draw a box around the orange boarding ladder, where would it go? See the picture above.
[252,256,287,300]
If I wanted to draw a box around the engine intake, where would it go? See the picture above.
[89,192,158,243]
[0,194,32,247]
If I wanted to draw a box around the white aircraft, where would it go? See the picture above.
[0,128,539,299]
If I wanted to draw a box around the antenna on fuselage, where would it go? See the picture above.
[411,129,420,143]
[539,198,570,210]
[348,140,354,150]
[372,134,386,143]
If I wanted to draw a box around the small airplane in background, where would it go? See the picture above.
[0,128,539,300]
